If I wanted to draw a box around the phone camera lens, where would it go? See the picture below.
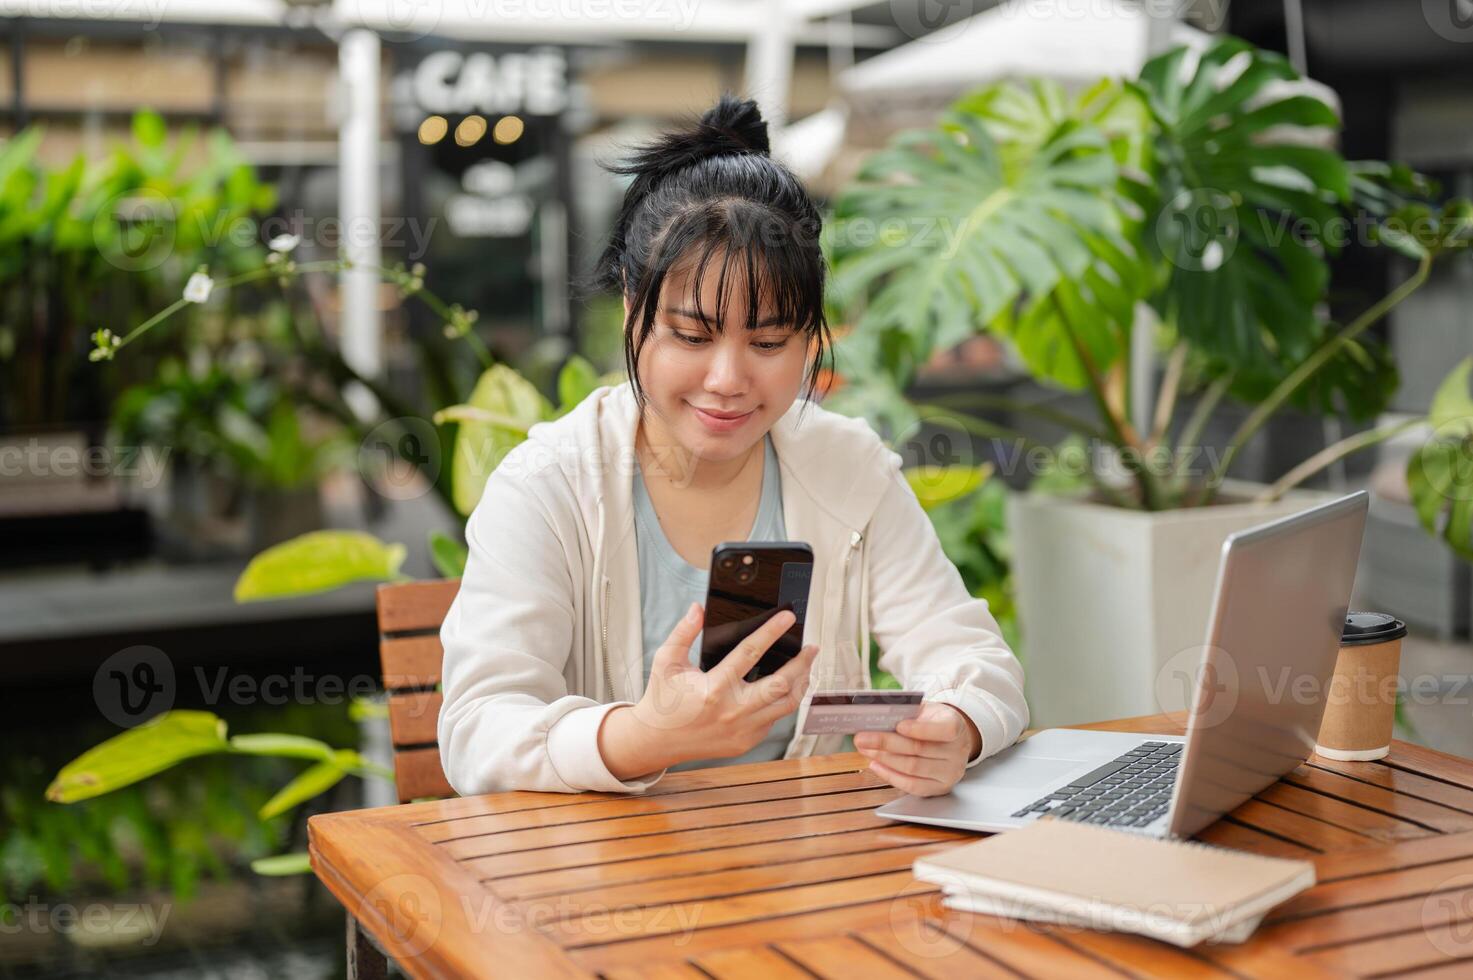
[719,557,735,571]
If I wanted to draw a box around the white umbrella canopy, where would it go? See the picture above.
[841,0,1212,109]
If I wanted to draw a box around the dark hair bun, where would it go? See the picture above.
[608,94,769,192]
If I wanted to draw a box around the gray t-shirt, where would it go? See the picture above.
[632,434,797,772]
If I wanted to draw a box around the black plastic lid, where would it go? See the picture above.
[1341,611,1408,646]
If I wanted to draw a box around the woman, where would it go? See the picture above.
[438,95,1027,798]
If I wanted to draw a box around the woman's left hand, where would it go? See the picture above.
[854,702,981,797]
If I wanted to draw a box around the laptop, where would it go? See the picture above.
[876,490,1369,839]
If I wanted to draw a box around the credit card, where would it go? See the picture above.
[801,690,924,734]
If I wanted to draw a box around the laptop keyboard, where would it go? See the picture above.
[1009,740,1182,828]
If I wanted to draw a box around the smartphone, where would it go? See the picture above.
[699,541,814,682]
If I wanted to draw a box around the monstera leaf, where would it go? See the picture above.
[829,91,1144,392]
[1130,37,1347,373]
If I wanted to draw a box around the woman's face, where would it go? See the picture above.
[629,258,810,466]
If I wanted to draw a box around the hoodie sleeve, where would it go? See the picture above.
[437,462,666,795]
[866,452,1029,767]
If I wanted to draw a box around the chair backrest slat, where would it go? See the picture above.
[376,579,460,803]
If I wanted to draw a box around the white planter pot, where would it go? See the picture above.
[1008,480,1336,728]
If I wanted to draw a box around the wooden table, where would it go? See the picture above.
[309,713,1473,978]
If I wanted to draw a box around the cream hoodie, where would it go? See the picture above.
[438,382,1028,795]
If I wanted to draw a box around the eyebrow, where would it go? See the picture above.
[668,307,792,329]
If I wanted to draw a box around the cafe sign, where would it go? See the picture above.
[411,48,568,117]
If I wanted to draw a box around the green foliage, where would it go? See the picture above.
[46,712,228,804]
[444,364,552,516]
[0,110,275,428]
[10,701,357,904]
[43,709,385,883]
[233,531,407,601]
[871,474,1019,688]
[829,82,1137,392]
[428,529,469,578]
[1407,358,1473,560]
[904,463,992,512]
[828,35,1469,527]
[112,359,348,492]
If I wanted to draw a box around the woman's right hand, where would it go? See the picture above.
[609,602,818,771]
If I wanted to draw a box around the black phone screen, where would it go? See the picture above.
[699,541,813,681]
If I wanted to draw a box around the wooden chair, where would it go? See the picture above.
[342,578,460,979]
[377,578,460,803]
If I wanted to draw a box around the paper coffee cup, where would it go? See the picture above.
[1314,612,1408,761]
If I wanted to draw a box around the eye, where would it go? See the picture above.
[672,331,709,347]
[752,339,789,352]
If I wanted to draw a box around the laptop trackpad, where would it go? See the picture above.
[968,754,1083,790]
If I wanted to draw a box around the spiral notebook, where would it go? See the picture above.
[912,817,1316,947]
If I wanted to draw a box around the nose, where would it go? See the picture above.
[703,337,748,397]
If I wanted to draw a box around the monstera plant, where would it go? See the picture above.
[826,35,1472,553]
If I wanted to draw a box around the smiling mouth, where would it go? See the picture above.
[691,406,753,420]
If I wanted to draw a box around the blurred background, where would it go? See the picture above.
[2,1,1470,976]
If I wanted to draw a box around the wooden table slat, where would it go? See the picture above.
[421,769,886,843]
[440,786,900,861]
[463,807,916,880]
[772,935,922,979]
[545,869,925,947]
[1286,765,1473,834]
[1037,925,1243,979]
[691,944,819,979]
[510,840,955,915]
[488,823,961,900]
[1222,798,1380,852]
[849,920,1021,980]
[1306,756,1473,816]
[929,911,1134,979]
[1255,781,1436,842]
